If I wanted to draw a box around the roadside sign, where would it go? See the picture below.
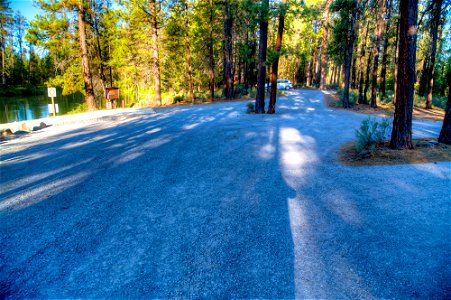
[48,104,59,114]
[48,87,56,97]
[48,87,57,117]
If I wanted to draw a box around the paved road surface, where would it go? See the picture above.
[1,90,450,298]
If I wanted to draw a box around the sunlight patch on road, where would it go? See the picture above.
[279,128,318,187]
[258,128,276,160]
[0,159,94,195]
[329,194,362,225]
[182,116,216,130]
[112,136,172,166]
[147,128,161,134]
[413,163,451,180]
[60,133,115,150]
[0,171,91,213]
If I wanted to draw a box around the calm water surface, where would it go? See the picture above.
[0,93,84,124]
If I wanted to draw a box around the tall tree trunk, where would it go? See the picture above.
[306,47,313,86]
[223,0,233,99]
[390,0,418,150]
[342,0,358,108]
[359,21,369,104]
[438,72,451,144]
[268,0,287,114]
[425,0,443,109]
[244,28,249,95]
[1,37,5,85]
[209,1,215,101]
[150,0,161,105]
[315,46,321,84]
[351,54,357,89]
[363,47,372,104]
[370,0,387,108]
[393,17,399,104]
[249,29,257,87]
[379,0,393,97]
[310,47,316,85]
[320,0,331,90]
[333,65,337,85]
[186,38,194,103]
[77,3,96,111]
[255,0,269,114]
[90,1,107,95]
[379,34,389,97]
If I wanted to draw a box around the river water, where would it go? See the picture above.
[0,93,85,124]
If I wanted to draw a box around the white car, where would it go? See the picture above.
[265,79,293,91]
[276,79,293,90]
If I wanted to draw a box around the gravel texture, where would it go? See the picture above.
[1,90,450,298]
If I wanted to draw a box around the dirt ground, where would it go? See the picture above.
[324,92,450,166]
[324,92,445,122]
[339,138,451,166]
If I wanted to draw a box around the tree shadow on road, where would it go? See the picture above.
[0,103,298,298]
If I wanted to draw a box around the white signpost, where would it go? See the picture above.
[48,87,57,117]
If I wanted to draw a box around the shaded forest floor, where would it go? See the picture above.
[339,138,451,166]
[325,90,451,166]
[324,91,445,122]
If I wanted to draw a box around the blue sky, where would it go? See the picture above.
[9,0,43,21]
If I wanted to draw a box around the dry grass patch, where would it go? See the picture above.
[339,138,451,166]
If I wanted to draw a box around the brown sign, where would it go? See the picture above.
[106,87,119,100]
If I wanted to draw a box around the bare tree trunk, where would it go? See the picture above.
[393,17,399,104]
[359,21,369,104]
[223,0,233,99]
[77,3,96,111]
[255,0,269,114]
[208,0,215,101]
[334,65,338,85]
[351,54,357,89]
[243,27,250,95]
[1,37,5,85]
[342,0,358,108]
[268,0,287,114]
[310,47,317,86]
[425,0,443,109]
[186,38,194,103]
[249,29,257,88]
[379,0,393,97]
[370,0,387,108]
[390,0,418,150]
[379,35,389,97]
[150,0,161,105]
[306,48,313,86]
[363,48,372,105]
[320,0,331,90]
[315,46,321,84]
[90,1,107,96]
[438,71,451,143]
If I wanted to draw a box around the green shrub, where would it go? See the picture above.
[340,88,359,106]
[234,84,246,98]
[194,92,209,101]
[355,117,391,154]
[413,93,447,109]
[173,94,186,103]
[326,84,340,90]
[67,102,88,115]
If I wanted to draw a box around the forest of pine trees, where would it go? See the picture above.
[0,0,450,143]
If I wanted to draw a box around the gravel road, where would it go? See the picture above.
[1,90,450,298]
